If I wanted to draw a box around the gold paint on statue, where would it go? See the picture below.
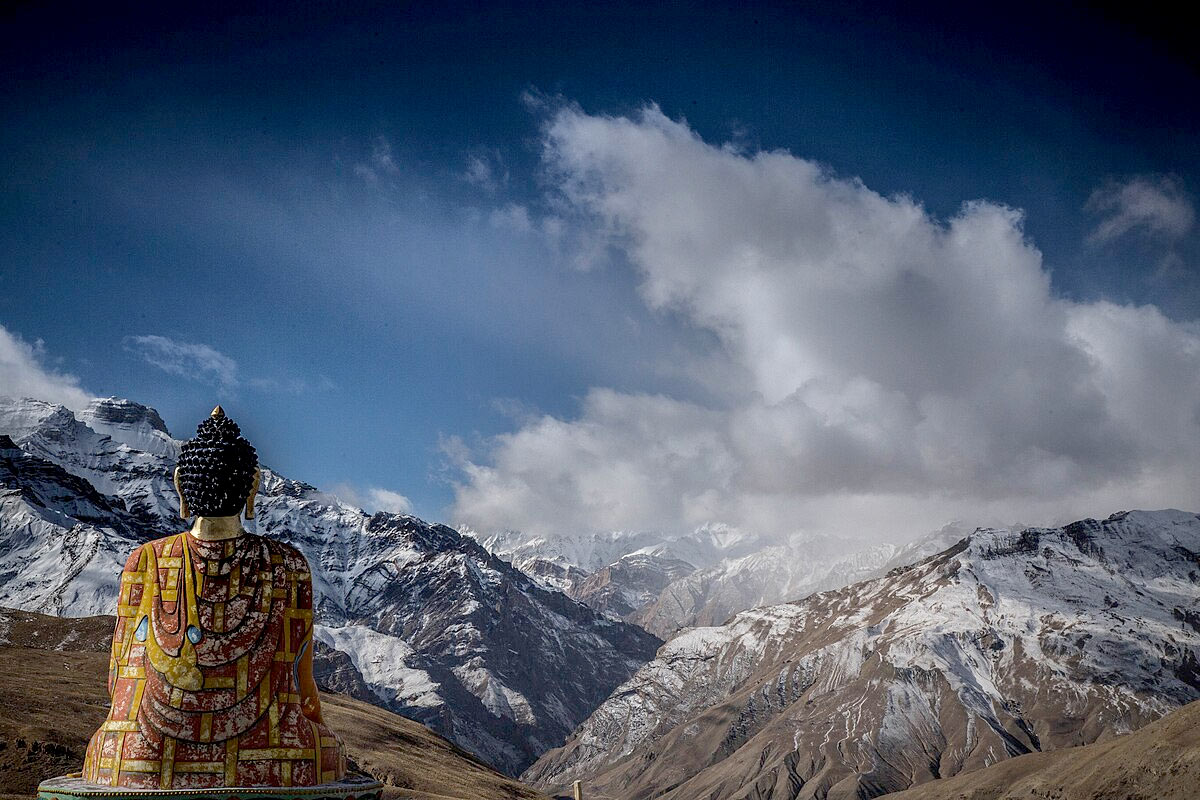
[135,537,204,691]
[174,468,190,519]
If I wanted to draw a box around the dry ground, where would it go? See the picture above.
[880,698,1200,800]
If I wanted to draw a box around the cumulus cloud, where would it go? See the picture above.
[1086,175,1194,243]
[124,335,239,388]
[332,483,414,515]
[0,322,92,409]
[449,104,1200,542]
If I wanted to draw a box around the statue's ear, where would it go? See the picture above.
[174,466,190,520]
[245,466,261,520]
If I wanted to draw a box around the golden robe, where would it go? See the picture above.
[83,532,346,789]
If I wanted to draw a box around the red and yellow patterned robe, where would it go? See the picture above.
[83,532,346,789]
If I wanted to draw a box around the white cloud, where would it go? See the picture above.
[125,336,330,395]
[463,150,509,193]
[332,483,413,515]
[246,375,337,394]
[449,104,1200,542]
[0,322,92,409]
[355,135,402,185]
[1086,175,1194,243]
[366,487,413,514]
[489,203,533,232]
[124,335,239,388]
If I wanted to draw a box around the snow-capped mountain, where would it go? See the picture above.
[571,553,697,619]
[0,395,660,776]
[467,523,765,575]
[474,522,969,640]
[1,397,181,532]
[627,534,903,639]
[524,510,1200,799]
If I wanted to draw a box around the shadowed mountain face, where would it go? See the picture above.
[0,608,548,800]
[525,510,1200,800]
[0,396,660,776]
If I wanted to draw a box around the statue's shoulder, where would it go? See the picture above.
[252,533,312,574]
[122,532,187,571]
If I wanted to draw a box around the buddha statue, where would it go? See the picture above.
[38,407,379,799]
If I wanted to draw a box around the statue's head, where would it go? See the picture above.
[174,406,260,519]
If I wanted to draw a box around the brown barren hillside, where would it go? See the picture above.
[880,698,1200,800]
[0,609,547,800]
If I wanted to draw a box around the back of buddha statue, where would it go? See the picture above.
[39,407,380,800]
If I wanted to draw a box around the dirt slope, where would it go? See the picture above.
[879,698,1200,800]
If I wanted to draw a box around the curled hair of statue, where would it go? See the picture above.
[176,406,258,517]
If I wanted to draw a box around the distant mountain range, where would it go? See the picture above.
[524,510,1200,799]
[0,395,659,776]
[469,522,969,639]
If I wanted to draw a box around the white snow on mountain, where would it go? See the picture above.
[313,623,442,708]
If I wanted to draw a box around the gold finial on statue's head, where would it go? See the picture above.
[211,405,225,418]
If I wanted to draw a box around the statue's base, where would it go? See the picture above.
[36,773,384,800]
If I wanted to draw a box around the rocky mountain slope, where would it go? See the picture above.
[626,534,912,639]
[881,697,1200,800]
[572,553,697,620]
[525,510,1200,799]
[0,396,660,776]
[0,608,548,800]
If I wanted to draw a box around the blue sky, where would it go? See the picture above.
[2,2,1197,539]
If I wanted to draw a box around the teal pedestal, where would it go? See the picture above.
[36,773,384,800]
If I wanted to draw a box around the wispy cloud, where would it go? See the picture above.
[246,375,337,395]
[125,334,336,396]
[354,135,402,185]
[461,149,509,193]
[0,322,92,409]
[1086,174,1195,243]
[488,203,533,232]
[332,483,413,515]
[123,335,239,388]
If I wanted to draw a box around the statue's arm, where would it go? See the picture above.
[298,626,325,724]
[109,543,146,696]
[294,556,326,725]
